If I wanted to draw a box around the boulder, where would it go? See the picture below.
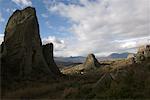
[93,73,113,91]
[127,53,136,64]
[127,53,135,59]
[135,45,150,63]
[135,53,145,63]
[42,43,61,76]
[93,69,129,92]
[1,7,58,83]
[83,53,100,70]
[145,45,150,58]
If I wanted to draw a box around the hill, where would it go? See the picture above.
[108,52,129,59]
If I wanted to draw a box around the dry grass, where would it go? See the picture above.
[1,59,150,99]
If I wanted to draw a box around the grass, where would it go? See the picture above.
[1,59,150,99]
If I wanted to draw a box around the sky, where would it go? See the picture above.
[0,0,150,57]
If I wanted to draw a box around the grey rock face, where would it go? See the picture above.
[145,45,150,58]
[83,53,100,70]
[1,7,60,82]
[42,43,61,76]
[135,45,150,63]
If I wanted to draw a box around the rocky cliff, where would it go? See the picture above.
[42,43,61,76]
[1,7,61,84]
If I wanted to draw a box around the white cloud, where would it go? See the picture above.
[42,36,66,53]
[12,0,32,8]
[118,36,150,49]
[6,8,11,13]
[45,21,53,29]
[0,34,4,44]
[45,0,150,56]
[41,13,48,18]
[0,12,5,22]
[6,8,16,13]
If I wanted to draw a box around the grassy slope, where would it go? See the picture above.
[1,59,150,99]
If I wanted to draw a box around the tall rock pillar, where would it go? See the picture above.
[42,43,61,76]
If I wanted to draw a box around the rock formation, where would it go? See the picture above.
[127,53,135,59]
[135,45,150,63]
[93,73,113,91]
[1,7,61,83]
[127,53,136,64]
[144,45,150,58]
[83,53,100,70]
[42,43,61,76]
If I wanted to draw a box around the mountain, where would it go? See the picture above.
[54,56,85,68]
[55,53,130,68]
[55,56,85,63]
[108,52,129,59]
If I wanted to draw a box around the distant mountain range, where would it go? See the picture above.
[54,56,85,68]
[108,52,129,59]
[54,56,85,63]
[55,52,133,67]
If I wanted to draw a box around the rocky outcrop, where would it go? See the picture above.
[127,53,135,59]
[42,43,61,76]
[1,7,61,83]
[127,53,136,64]
[83,53,100,70]
[144,45,150,58]
[135,45,150,63]
[61,54,101,74]
[93,73,113,91]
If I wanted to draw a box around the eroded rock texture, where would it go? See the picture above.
[135,45,150,63]
[42,43,61,76]
[83,53,101,70]
[1,7,60,83]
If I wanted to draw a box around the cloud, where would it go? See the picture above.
[42,36,66,52]
[12,0,32,8]
[45,21,53,29]
[0,34,4,44]
[6,8,16,13]
[41,13,48,18]
[45,0,150,56]
[0,12,5,22]
[118,36,150,49]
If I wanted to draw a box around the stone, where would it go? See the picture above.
[110,69,129,82]
[127,53,136,64]
[42,43,61,76]
[93,73,113,91]
[145,45,150,58]
[1,7,58,83]
[135,53,145,63]
[83,53,100,70]
[127,53,135,59]
[135,44,150,63]
[93,69,129,92]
